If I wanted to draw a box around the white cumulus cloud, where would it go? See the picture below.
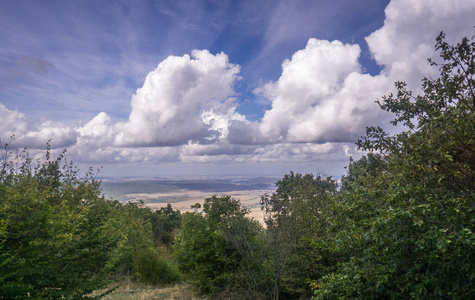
[366,0,475,90]
[229,39,390,145]
[113,50,242,147]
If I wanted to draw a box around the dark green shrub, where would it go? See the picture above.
[133,248,183,285]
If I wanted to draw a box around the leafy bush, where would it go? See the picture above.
[174,196,261,297]
[133,248,182,285]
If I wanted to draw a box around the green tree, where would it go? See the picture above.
[314,32,475,299]
[260,172,339,299]
[174,195,258,297]
[220,205,271,299]
[151,203,182,245]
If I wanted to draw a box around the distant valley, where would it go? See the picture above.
[100,176,279,220]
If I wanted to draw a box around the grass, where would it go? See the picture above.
[92,279,206,300]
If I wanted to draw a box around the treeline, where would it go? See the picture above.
[1,33,474,299]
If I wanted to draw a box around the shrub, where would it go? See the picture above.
[133,248,183,285]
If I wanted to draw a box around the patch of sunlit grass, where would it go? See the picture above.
[91,278,206,300]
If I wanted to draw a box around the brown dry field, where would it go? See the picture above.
[126,189,273,222]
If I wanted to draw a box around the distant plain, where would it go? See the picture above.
[100,176,278,221]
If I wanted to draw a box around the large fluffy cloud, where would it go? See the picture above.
[366,0,475,92]
[68,50,247,163]
[229,39,390,145]
[113,50,242,147]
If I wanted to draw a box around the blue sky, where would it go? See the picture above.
[0,0,473,177]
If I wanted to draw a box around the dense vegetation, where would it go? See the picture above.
[0,33,473,299]
[0,146,182,299]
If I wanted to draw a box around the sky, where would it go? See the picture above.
[0,0,474,178]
